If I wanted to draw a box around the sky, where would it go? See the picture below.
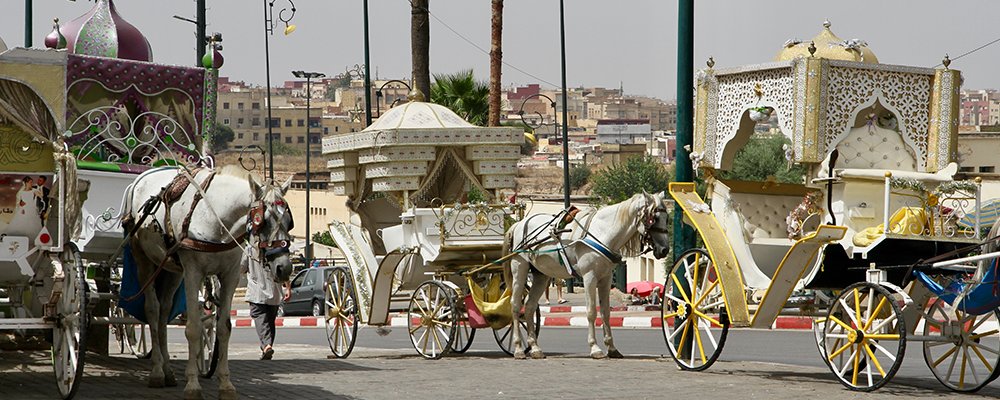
[2,1,999,101]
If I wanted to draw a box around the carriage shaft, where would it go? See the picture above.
[0,318,52,329]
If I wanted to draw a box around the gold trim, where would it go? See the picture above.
[801,58,823,162]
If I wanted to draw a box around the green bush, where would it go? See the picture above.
[591,156,670,204]
[719,135,804,183]
[312,231,337,247]
[568,164,591,191]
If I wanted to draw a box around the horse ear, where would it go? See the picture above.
[280,176,293,195]
[247,175,261,195]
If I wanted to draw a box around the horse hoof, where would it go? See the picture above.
[183,388,203,400]
[513,351,527,360]
[219,388,239,400]
[591,351,607,359]
[530,350,546,359]
[607,349,624,359]
[148,377,165,388]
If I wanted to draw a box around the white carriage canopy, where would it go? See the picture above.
[322,101,523,252]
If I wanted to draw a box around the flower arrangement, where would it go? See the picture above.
[786,191,824,239]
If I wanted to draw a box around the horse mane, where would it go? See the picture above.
[215,164,262,185]
[613,193,647,258]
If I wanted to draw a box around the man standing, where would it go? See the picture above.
[242,245,291,360]
[35,175,50,223]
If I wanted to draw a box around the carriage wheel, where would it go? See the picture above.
[921,299,1000,392]
[52,245,88,400]
[493,304,540,356]
[407,281,458,359]
[125,322,151,359]
[197,276,221,378]
[325,266,359,358]
[451,322,476,354]
[820,282,906,391]
[661,248,729,371]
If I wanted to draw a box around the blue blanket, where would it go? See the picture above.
[118,243,186,324]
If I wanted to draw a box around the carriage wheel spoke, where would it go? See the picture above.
[932,345,959,367]
[971,341,1000,356]
[692,315,706,363]
[700,319,718,349]
[838,298,861,327]
[862,341,887,377]
[693,280,719,307]
[970,329,999,340]
[691,309,721,327]
[863,297,888,331]
[969,344,995,373]
[851,343,862,385]
[828,339,854,361]
[828,316,854,332]
[668,318,690,341]
[670,274,691,303]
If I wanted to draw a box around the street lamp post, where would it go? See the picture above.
[264,0,297,181]
[363,0,373,126]
[292,70,325,266]
[375,80,412,117]
[516,93,557,144]
[558,0,570,209]
[24,0,32,47]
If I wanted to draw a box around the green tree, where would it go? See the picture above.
[568,164,590,191]
[719,135,805,183]
[212,124,235,152]
[591,156,670,204]
[312,231,337,247]
[431,70,489,126]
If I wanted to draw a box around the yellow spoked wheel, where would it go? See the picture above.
[407,281,458,359]
[325,266,359,358]
[661,248,729,371]
[921,299,1000,392]
[820,282,906,391]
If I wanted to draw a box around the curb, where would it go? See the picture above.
[229,305,660,317]
[224,315,817,330]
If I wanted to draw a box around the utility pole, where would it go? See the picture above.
[673,0,695,259]
[196,0,206,66]
[24,0,32,48]
[363,0,373,126]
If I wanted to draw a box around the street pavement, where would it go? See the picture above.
[3,327,999,399]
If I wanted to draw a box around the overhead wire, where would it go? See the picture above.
[934,35,1000,67]
[405,0,561,88]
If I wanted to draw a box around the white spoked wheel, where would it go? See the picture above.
[53,245,88,400]
[407,281,458,359]
[197,276,221,378]
[493,305,540,356]
[921,299,1000,392]
[325,266,359,358]
[661,248,728,371]
[820,282,906,392]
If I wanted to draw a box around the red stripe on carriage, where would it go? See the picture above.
[235,319,252,327]
[300,318,318,326]
[774,317,812,330]
[544,317,571,326]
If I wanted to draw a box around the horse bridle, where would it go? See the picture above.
[639,205,669,253]
[247,194,294,261]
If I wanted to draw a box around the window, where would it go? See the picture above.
[309,134,320,144]
[252,102,261,110]
[269,133,281,141]
[252,117,261,126]
[309,118,321,128]
[268,118,280,128]
[223,118,230,125]
[253,132,260,141]
[960,166,975,173]
[237,103,245,110]
[324,127,329,134]
[297,119,305,127]
[237,132,244,139]
[285,136,292,143]
[237,118,244,125]
[335,126,339,133]
[291,272,306,288]
[303,270,317,287]
[980,166,995,173]
[297,136,305,143]
[285,119,292,127]
[223,102,230,110]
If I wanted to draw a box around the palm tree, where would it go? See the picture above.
[431,70,489,126]
[411,0,431,98]
[488,0,503,127]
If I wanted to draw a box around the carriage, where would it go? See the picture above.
[663,22,1000,391]
[321,99,538,359]
[0,5,225,396]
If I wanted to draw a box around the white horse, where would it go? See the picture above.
[504,192,671,359]
[123,165,293,399]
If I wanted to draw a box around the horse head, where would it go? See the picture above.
[638,191,671,259]
[248,176,295,282]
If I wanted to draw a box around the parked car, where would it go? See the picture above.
[280,266,336,317]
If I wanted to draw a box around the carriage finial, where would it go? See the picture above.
[942,54,951,69]
[808,41,817,57]
[707,56,715,69]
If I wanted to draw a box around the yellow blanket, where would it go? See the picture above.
[467,276,512,329]
[853,206,929,246]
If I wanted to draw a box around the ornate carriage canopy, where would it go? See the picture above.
[322,101,524,207]
[694,22,960,174]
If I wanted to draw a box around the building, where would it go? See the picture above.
[959,89,1000,127]
[596,119,651,144]
[217,84,268,151]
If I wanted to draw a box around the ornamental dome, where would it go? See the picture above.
[47,0,152,62]
[775,21,877,64]
[364,101,477,132]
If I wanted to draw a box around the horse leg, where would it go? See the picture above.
[598,275,622,358]
[524,271,549,359]
[215,267,240,400]
[509,258,530,359]
[137,253,167,388]
[181,267,204,400]
[158,272,183,386]
[582,273,604,359]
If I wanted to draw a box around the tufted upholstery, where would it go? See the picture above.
[729,192,803,240]
[826,124,917,171]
